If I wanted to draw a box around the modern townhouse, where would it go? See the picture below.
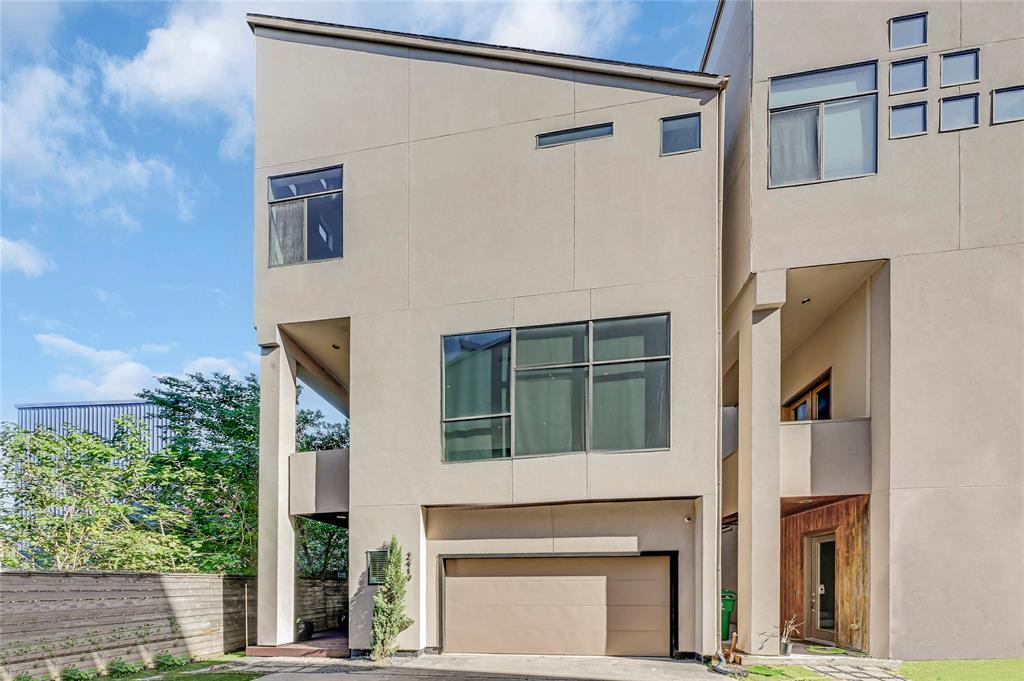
[705,0,1023,662]
[248,15,727,659]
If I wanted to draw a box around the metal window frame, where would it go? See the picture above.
[939,93,980,132]
[267,166,344,268]
[991,85,1024,125]
[659,112,702,156]
[889,101,928,139]
[889,56,928,95]
[888,12,928,52]
[440,313,672,463]
[536,122,614,149]
[366,549,388,585]
[940,48,980,88]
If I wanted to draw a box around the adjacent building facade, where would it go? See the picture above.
[250,0,1023,663]
[705,0,1023,662]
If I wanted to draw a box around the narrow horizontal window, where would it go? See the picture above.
[661,113,701,155]
[770,63,876,109]
[940,94,979,131]
[941,50,979,87]
[890,13,927,51]
[890,57,927,94]
[537,122,613,148]
[890,102,927,138]
[993,86,1024,124]
[269,166,343,201]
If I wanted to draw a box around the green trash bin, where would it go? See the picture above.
[721,589,736,641]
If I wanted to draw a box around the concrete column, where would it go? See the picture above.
[695,494,719,656]
[257,334,298,645]
[737,271,784,655]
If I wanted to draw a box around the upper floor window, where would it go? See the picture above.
[783,371,831,422]
[940,49,980,87]
[268,166,343,266]
[768,63,878,187]
[940,93,979,132]
[660,113,701,155]
[889,13,927,51]
[537,122,613,148]
[890,57,927,94]
[441,314,670,462]
[992,86,1024,124]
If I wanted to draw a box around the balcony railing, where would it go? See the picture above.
[289,448,349,516]
[779,418,871,496]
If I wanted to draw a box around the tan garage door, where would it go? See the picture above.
[443,556,670,656]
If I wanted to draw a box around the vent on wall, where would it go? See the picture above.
[367,550,388,585]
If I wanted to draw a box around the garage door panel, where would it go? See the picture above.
[444,556,670,657]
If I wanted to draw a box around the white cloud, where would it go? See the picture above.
[0,1,64,60]
[99,1,637,159]
[36,333,152,400]
[182,355,242,377]
[136,342,176,354]
[0,236,55,276]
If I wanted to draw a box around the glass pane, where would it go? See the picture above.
[593,315,669,361]
[890,58,926,93]
[823,95,877,179]
[818,540,836,630]
[941,51,978,86]
[770,63,876,108]
[661,114,701,154]
[793,401,809,421]
[816,384,832,420]
[537,123,613,148]
[444,417,510,462]
[306,192,343,260]
[270,166,342,200]
[940,95,979,131]
[890,14,927,50]
[516,323,587,367]
[891,103,927,137]
[269,200,304,266]
[592,360,669,451]
[443,331,511,418]
[770,107,820,185]
[515,367,586,456]
[994,87,1024,123]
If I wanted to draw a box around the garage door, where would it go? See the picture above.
[443,556,670,656]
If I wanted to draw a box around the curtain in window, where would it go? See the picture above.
[770,107,820,185]
[270,200,304,266]
[592,360,669,451]
[824,96,877,179]
[515,368,586,456]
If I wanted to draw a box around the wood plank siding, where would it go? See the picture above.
[780,495,869,651]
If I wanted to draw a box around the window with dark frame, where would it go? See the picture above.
[890,57,927,94]
[783,371,832,422]
[940,93,980,132]
[441,314,670,462]
[890,101,927,138]
[536,122,613,148]
[367,550,388,585]
[268,166,343,266]
[889,13,927,51]
[993,86,1024,124]
[940,49,980,87]
[661,113,701,155]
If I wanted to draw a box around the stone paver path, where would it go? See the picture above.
[808,664,907,680]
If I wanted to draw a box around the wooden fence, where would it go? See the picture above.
[0,571,347,681]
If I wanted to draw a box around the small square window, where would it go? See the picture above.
[890,102,927,138]
[890,57,927,94]
[941,50,979,87]
[367,550,388,585]
[890,13,927,51]
[660,113,701,155]
[940,94,979,132]
[993,86,1024,124]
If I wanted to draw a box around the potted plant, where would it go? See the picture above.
[296,618,314,641]
[779,614,802,656]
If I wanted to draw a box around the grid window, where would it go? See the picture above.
[890,102,927,138]
[441,315,670,461]
[537,123,613,148]
[993,86,1024,124]
[890,13,927,51]
[890,57,927,94]
[367,550,387,585]
[941,50,980,87]
[769,63,878,187]
[268,166,343,266]
[661,113,701,155]
[940,94,979,131]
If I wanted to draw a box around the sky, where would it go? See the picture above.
[0,0,717,423]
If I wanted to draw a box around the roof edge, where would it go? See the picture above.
[701,0,727,72]
[247,14,727,90]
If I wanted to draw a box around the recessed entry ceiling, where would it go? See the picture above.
[280,318,351,391]
[781,260,883,359]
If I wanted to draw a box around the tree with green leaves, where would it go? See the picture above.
[370,535,413,660]
[0,418,195,571]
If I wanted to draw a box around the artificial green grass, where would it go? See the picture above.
[745,666,826,679]
[107,653,262,681]
[898,659,1024,681]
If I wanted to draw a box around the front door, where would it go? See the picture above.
[806,534,837,643]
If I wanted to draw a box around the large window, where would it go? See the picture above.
[441,314,670,462]
[769,63,878,187]
[268,166,343,266]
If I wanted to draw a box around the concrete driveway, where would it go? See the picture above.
[229,653,721,680]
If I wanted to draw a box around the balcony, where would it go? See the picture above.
[289,448,349,521]
[779,418,871,496]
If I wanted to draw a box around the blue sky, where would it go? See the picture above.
[0,0,717,422]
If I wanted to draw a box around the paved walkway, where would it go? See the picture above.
[806,664,906,680]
